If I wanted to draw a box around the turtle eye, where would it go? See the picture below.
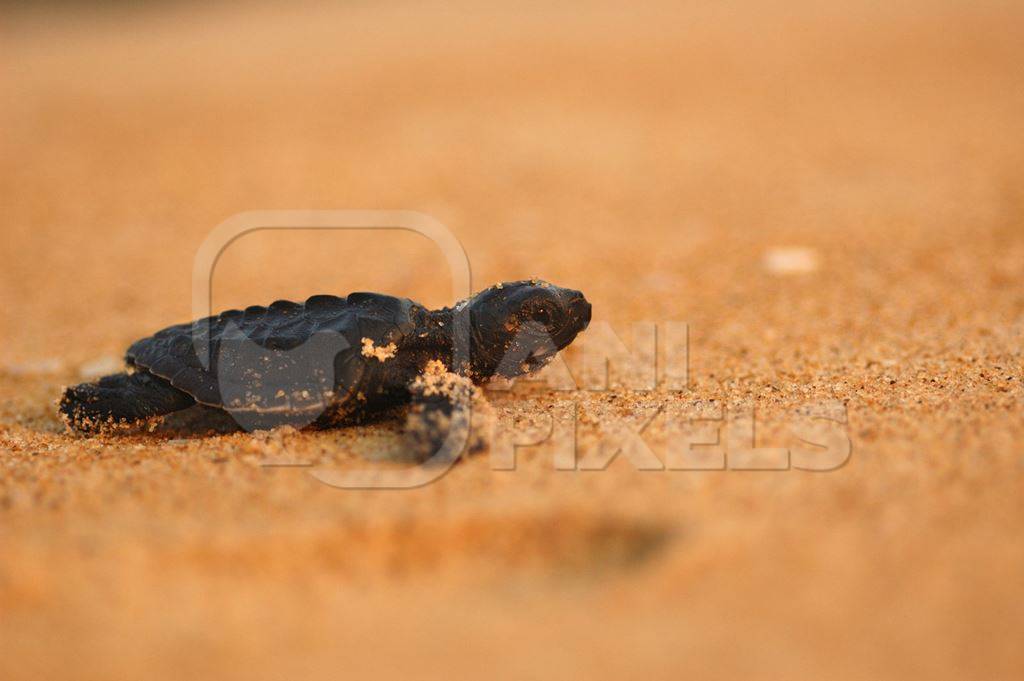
[532,302,554,325]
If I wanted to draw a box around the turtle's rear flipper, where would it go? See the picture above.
[60,371,195,433]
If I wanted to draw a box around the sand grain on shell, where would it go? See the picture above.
[360,338,398,362]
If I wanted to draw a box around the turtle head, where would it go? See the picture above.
[463,280,591,378]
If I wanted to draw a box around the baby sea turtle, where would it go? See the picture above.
[59,280,591,459]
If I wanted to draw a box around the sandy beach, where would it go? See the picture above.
[2,1,1023,678]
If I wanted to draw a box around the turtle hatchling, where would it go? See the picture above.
[60,281,591,460]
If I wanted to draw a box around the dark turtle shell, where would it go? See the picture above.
[126,293,417,420]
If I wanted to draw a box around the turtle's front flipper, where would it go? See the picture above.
[403,360,491,463]
[60,371,195,433]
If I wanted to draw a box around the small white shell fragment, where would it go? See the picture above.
[762,247,820,275]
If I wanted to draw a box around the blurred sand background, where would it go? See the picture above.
[2,0,1023,678]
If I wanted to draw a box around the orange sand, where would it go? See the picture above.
[1,1,1023,679]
